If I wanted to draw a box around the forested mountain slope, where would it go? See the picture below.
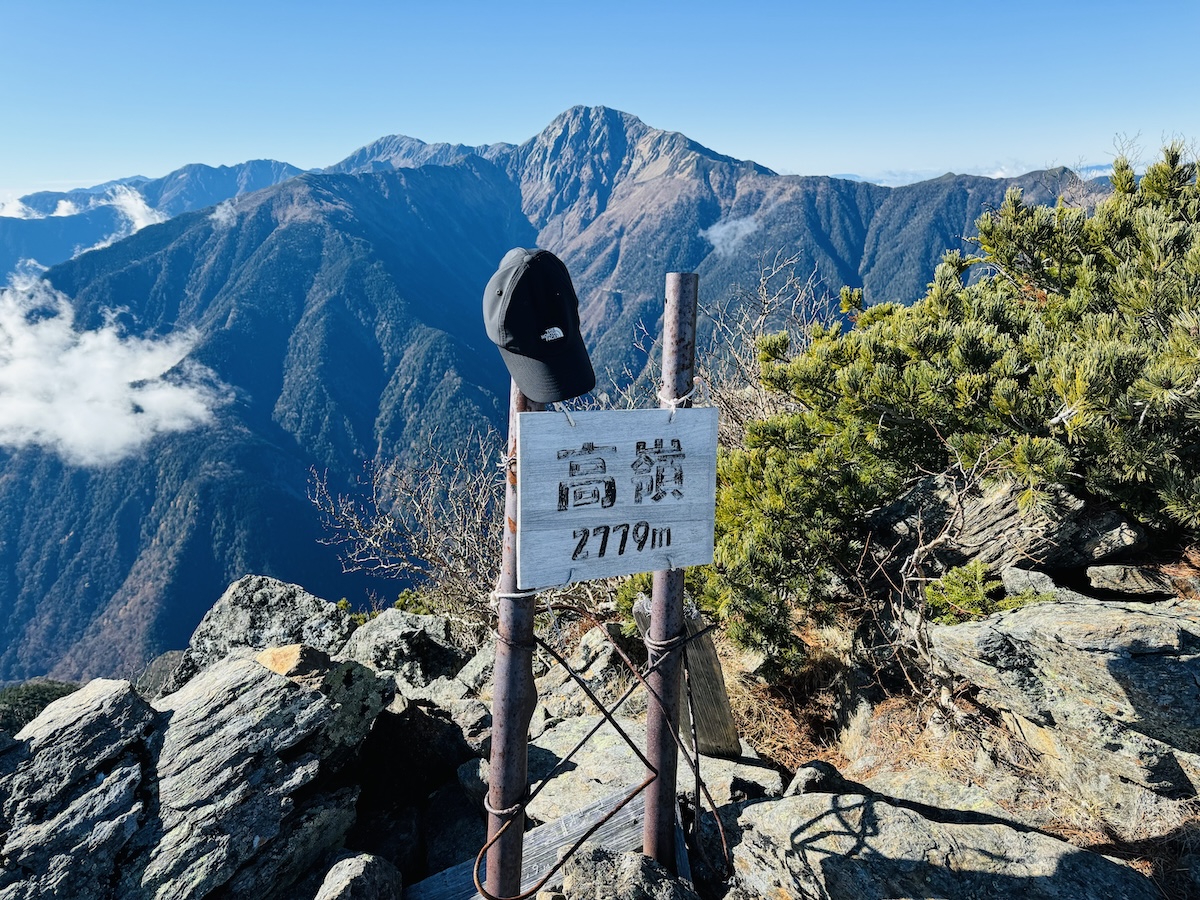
[0,106,1104,680]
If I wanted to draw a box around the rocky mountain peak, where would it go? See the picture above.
[510,105,772,236]
[0,107,1110,683]
[326,134,496,174]
[510,105,648,231]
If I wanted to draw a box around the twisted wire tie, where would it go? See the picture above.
[657,375,710,422]
[483,793,526,818]
[489,587,538,612]
[490,589,538,603]
[643,631,686,665]
[495,632,536,652]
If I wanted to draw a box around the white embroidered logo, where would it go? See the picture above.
[541,327,565,342]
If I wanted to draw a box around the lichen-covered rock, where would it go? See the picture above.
[314,852,403,900]
[726,792,1158,899]
[523,715,782,824]
[446,698,492,757]
[1,679,158,900]
[876,475,1143,573]
[340,609,469,688]
[536,624,635,720]
[0,650,391,900]
[930,576,1200,837]
[560,847,700,900]
[784,760,850,797]
[163,575,355,692]
[134,650,185,699]
[858,767,1012,820]
[455,637,497,695]
[1086,564,1176,596]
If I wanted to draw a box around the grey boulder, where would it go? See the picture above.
[524,715,782,824]
[561,847,700,900]
[0,647,391,900]
[930,572,1200,837]
[163,575,355,692]
[340,608,470,689]
[876,475,1143,573]
[314,852,403,900]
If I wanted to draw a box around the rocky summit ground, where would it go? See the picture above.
[0,568,1196,899]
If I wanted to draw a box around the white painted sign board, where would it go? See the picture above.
[516,407,718,590]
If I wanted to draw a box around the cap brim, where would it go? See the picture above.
[497,337,596,404]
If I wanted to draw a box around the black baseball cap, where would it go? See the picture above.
[483,247,596,403]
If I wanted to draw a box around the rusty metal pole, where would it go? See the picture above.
[643,272,699,872]
[485,380,543,898]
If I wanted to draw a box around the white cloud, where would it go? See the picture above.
[210,199,238,228]
[852,168,946,187]
[0,275,228,466]
[853,160,1115,187]
[0,198,37,219]
[51,199,79,217]
[979,164,1035,180]
[74,185,169,255]
[700,215,759,257]
[106,185,166,232]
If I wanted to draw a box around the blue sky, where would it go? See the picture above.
[3,0,1198,200]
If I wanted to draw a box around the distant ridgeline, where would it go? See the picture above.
[0,106,1107,681]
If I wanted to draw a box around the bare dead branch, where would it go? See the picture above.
[697,251,838,448]
[309,425,506,614]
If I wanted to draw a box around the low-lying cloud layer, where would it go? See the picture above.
[210,199,238,228]
[0,277,228,466]
[1,185,168,257]
[0,198,35,218]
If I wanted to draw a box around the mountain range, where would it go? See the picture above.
[0,106,1107,681]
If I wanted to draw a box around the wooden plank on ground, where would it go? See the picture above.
[634,598,741,758]
[405,788,646,900]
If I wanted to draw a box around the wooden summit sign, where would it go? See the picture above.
[516,407,718,590]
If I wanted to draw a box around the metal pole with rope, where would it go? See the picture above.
[484,381,543,898]
[643,272,700,871]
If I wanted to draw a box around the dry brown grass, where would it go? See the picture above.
[1078,807,1200,900]
[717,627,857,772]
[724,672,829,772]
[1160,544,1200,599]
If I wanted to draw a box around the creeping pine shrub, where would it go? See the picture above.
[924,562,1002,624]
[708,143,1200,671]
[337,589,441,627]
[924,561,1053,625]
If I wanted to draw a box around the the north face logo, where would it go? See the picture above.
[541,327,565,341]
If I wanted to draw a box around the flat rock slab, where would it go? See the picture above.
[727,792,1158,900]
[931,593,1200,749]
[1086,565,1176,596]
[876,476,1143,573]
[526,715,782,824]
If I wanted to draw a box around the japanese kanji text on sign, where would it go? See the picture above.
[515,407,718,589]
